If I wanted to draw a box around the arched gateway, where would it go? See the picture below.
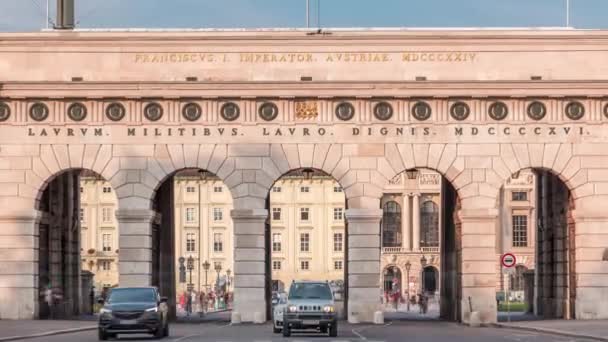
[1,28,608,325]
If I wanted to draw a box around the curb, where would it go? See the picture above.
[0,326,96,342]
[494,323,608,342]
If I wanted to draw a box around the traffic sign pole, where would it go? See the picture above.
[500,253,517,323]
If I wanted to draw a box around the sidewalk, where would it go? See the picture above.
[495,319,608,341]
[0,320,96,342]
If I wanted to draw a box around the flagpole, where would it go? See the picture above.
[566,0,570,27]
[306,0,310,28]
[46,0,49,29]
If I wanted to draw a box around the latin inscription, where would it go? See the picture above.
[133,51,477,64]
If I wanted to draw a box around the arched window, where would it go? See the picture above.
[382,201,402,247]
[383,266,402,293]
[420,201,439,247]
[510,265,527,291]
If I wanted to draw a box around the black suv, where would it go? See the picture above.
[98,287,169,340]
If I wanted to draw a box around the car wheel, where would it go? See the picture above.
[154,323,164,339]
[98,328,107,341]
[273,324,281,334]
[320,326,328,334]
[329,322,338,337]
[282,324,291,337]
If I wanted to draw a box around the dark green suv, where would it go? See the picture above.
[282,281,338,337]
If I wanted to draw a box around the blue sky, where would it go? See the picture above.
[0,0,606,31]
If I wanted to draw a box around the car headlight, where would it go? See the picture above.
[99,308,112,315]
[145,307,158,313]
[323,305,335,313]
[288,305,298,313]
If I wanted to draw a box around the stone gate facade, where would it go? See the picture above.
[1,29,608,324]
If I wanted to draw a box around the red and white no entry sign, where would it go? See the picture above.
[501,253,517,268]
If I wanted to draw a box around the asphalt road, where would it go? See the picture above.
[23,321,596,342]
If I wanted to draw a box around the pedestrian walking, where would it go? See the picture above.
[199,291,206,316]
[186,291,193,316]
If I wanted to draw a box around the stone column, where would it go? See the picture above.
[231,208,268,324]
[116,208,155,287]
[402,194,411,250]
[412,194,421,251]
[459,208,498,325]
[346,207,382,323]
[0,206,40,319]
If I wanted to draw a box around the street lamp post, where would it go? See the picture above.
[186,256,194,292]
[226,269,231,291]
[420,255,427,294]
[215,263,222,291]
[202,261,210,292]
[405,261,411,312]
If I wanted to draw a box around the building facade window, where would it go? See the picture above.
[80,208,85,222]
[272,186,282,193]
[382,201,402,247]
[100,260,111,271]
[334,260,343,270]
[300,207,310,221]
[272,207,282,221]
[103,187,112,193]
[512,215,528,247]
[102,233,112,252]
[186,186,196,193]
[420,201,439,247]
[333,186,343,193]
[300,186,310,193]
[102,207,112,223]
[186,233,196,252]
[272,260,282,270]
[80,187,83,193]
[213,208,223,221]
[213,186,223,193]
[333,233,343,252]
[512,191,528,201]
[300,260,309,270]
[214,233,223,252]
[300,233,310,252]
[185,207,196,223]
[333,207,344,221]
[272,233,282,252]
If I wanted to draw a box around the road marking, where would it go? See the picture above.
[169,321,232,342]
[352,321,393,341]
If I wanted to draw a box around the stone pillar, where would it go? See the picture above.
[231,208,267,323]
[346,208,382,323]
[412,194,421,251]
[0,206,40,319]
[459,208,498,325]
[116,208,155,287]
[402,194,411,250]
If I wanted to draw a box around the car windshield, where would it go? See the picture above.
[107,288,156,304]
[288,283,332,300]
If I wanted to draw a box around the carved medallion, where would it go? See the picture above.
[488,101,508,121]
[295,101,318,119]
[374,102,393,121]
[411,101,431,121]
[144,102,163,122]
[67,102,87,122]
[0,102,10,122]
[527,101,546,121]
[221,102,240,121]
[30,102,49,122]
[565,101,584,120]
[335,102,355,121]
[105,102,126,121]
[450,101,470,121]
[182,102,202,121]
[258,102,279,121]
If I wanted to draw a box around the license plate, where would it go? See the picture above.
[302,319,319,325]
[120,320,137,325]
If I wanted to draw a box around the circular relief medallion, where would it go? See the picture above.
[335,102,355,121]
[182,102,202,122]
[488,101,508,121]
[29,102,49,122]
[258,102,279,121]
[105,102,126,122]
[220,102,240,121]
[450,101,470,121]
[0,102,10,122]
[565,101,585,121]
[411,101,432,121]
[527,101,546,121]
[373,102,393,121]
[67,102,87,122]
[144,102,163,122]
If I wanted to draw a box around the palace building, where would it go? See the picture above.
[2,4,608,324]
